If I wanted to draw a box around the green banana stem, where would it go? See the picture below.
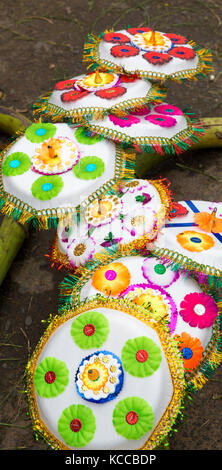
[0,109,31,285]
[136,117,222,177]
[0,106,32,135]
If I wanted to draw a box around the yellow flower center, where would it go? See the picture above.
[73,243,86,256]
[131,215,145,227]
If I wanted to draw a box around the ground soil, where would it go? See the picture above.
[0,0,221,453]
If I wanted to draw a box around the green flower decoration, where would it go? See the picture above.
[2,152,31,176]
[25,123,56,143]
[34,357,69,398]
[71,311,109,349]
[31,175,63,201]
[73,156,105,180]
[58,404,96,448]
[121,336,162,377]
[75,127,103,145]
[112,396,154,440]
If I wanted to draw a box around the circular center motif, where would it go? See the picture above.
[83,324,96,337]
[44,370,56,384]
[9,159,20,168]
[73,243,86,256]
[126,411,139,425]
[70,419,82,433]
[181,347,193,360]
[41,183,53,192]
[154,264,166,275]
[75,351,124,404]
[193,303,206,316]
[105,269,117,281]
[131,215,145,227]
[35,128,47,136]
[136,349,148,363]
[190,236,202,243]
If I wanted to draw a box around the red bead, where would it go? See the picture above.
[70,419,82,433]
[83,323,96,336]
[44,370,56,384]
[126,411,139,425]
[136,349,148,363]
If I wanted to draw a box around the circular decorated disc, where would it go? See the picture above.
[58,250,222,391]
[26,297,185,450]
[0,123,136,228]
[82,102,204,154]
[83,28,212,82]
[33,71,166,123]
[150,200,222,284]
[48,178,172,270]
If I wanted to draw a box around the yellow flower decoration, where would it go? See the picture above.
[91,262,131,296]
[176,230,214,252]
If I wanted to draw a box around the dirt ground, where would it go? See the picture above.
[0,0,222,452]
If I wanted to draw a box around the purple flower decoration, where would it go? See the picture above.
[142,257,179,288]
[120,282,178,334]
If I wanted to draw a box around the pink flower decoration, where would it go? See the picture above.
[145,114,177,127]
[153,104,183,116]
[109,114,140,127]
[179,292,218,329]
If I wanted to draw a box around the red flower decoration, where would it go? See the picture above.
[111,45,140,58]
[127,27,151,35]
[164,33,188,45]
[119,74,138,83]
[95,85,127,100]
[169,46,196,60]
[103,32,130,43]
[61,89,90,102]
[54,79,77,91]
[169,202,189,219]
[143,51,172,65]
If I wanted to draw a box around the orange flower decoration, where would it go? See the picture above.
[176,230,214,252]
[91,262,131,296]
[175,332,204,371]
[194,211,222,233]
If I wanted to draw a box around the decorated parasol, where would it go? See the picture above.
[148,199,222,287]
[33,70,167,123]
[26,296,185,450]
[83,27,213,83]
[58,248,222,393]
[0,121,136,227]
[0,120,135,284]
[46,177,173,271]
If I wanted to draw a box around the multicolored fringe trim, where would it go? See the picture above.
[0,134,136,230]
[32,85,167,124]
[83,109,205,156]
[25,295,186,451]
[149,246,222,289]
[83,30,213,83]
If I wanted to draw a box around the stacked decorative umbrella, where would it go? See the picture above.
[1,26,221,451]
